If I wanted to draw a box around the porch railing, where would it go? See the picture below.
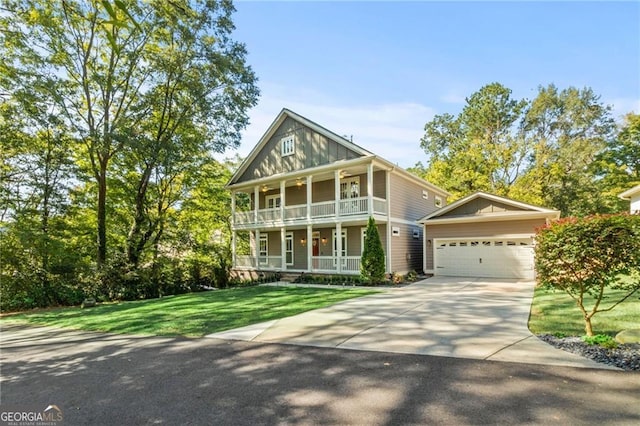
[234,255,282,269]
[284,204,307,220]
[236,255,362,274]
[233,197,388,226]
[310,201,335,218]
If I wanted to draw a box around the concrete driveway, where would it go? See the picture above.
[208,277,608,369]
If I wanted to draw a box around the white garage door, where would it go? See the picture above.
[434,238,535,279]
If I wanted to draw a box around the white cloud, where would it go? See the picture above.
[222,83,436,169]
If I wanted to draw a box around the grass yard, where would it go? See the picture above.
[528,284,640,337]
[1,286,377,337]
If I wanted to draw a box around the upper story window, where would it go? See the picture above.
[281,135,295,157]
[340,177,360,199]
[265,194,281,209]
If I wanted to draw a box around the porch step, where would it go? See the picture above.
[277,273,301,283]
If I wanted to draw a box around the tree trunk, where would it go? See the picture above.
[584,316,594,337]
[97,161,108,268]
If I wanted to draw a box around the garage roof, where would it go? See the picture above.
[418,192,560,225]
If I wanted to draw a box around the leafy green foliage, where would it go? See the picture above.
[417,83,618,215]
[582,334,618,349]
[361,217,386,284]
[535,214,640,335]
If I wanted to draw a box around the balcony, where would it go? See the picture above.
[234,196,387,227]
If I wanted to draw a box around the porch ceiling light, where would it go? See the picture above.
[296,178,304,187]
[261,185,269,192]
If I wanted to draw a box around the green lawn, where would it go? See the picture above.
[528,285,640,336]
[1,286,377,337]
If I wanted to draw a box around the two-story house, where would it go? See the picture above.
[226,108,450,278]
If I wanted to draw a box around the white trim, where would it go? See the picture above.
[258,234,268,256]
[422,211,557,225]
[285,232,294,266]
[281,135,295,157]
[419,191,560,223]
[227,108,372,186]
[619,184,640,199]
[265,193,281,209]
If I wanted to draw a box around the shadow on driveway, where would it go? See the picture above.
[1,323,638,425]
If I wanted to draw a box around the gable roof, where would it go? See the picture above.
[227,108,373,186]
[418,192,559,224]
[225,108,451,196]
[619,184,640,200]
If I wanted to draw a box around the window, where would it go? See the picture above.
[340,177,360,199]
[422,190,429,200]
[285,233,293,265]
[265,194,281,209]
[434,196,443,208]
[281,135,295,156]
[259,234,268,262]
[333,230,347,265]
[459,242,467,247]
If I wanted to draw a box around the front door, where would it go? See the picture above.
[312,237,320,256]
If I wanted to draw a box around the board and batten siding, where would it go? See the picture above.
[445,198,527,216]
[237,117,363,183]
[388,222,423,274]
[423,218,546,270]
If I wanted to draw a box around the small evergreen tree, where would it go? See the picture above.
[361,217,386,284]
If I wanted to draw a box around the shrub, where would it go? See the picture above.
[582,334,618,349]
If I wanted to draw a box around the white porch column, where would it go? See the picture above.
[231,191,236,226]
[231,230,237,268]
[280,227,286,272]
[385,171,392,273]
[253,186,259,223]
[334,170,341,216]
[254,229,260,267]
[306,175,312,220]
[280,180,286,221]
[307,224,313,272]
[367,162,374,216]
[336,222,342,274]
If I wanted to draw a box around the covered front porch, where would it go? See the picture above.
[233,223,387,275]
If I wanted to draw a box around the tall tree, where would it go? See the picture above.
[522,84,616,216]
[1,0,258,270]
[593,112,640,212]
[419,83,529,200]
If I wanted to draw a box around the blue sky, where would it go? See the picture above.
[227,1,640,169]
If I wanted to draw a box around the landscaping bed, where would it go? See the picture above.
[538,334,640,371]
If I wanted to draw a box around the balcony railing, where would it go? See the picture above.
[234,197,387,226]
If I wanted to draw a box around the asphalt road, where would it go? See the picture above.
[1,323,639,425]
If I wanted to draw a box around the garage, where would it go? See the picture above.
[420,192,560,280]
[434,238,534,279]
